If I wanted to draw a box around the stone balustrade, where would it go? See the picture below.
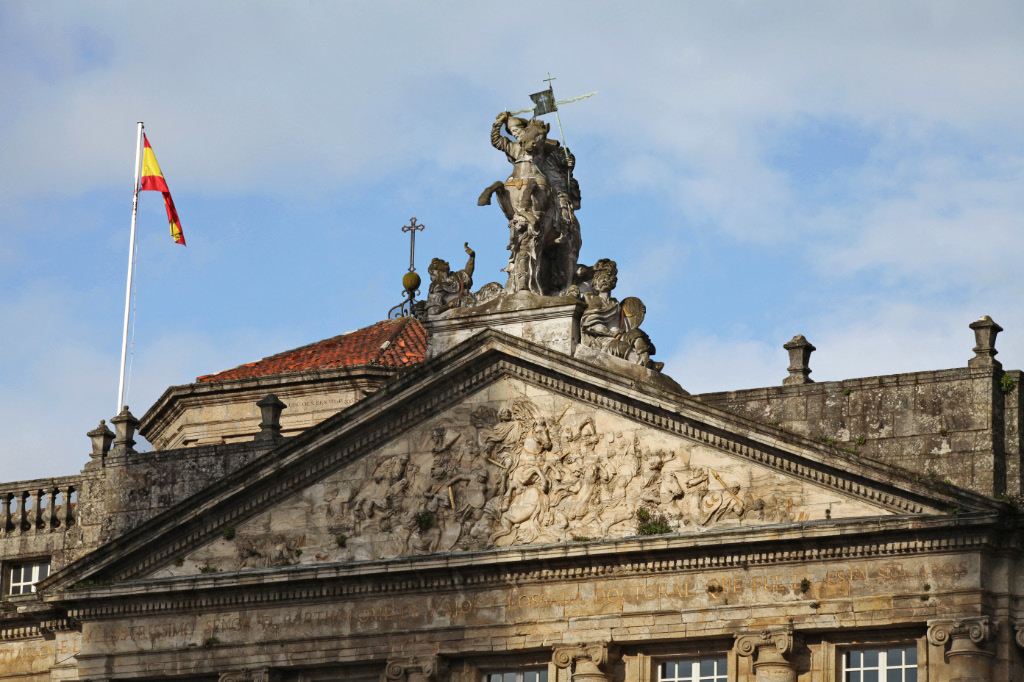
[0,476,79,534]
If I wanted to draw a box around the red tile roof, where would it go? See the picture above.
[196,318,427,383]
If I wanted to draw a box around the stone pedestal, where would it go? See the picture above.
[423,294,583,359]
[735,628,798,682]
[927,617,997,682]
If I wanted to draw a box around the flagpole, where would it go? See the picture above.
[117,122,144,415]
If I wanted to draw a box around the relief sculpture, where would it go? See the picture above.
[205,388,832,572]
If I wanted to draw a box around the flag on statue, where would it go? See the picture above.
[139,135,185,245]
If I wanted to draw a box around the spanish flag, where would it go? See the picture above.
[139,134,185,245]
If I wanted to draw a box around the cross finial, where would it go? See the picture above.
[543,72,557,89]
[402,217,425,272]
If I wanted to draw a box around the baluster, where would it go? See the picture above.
[64,485,75,527]
[33,489,43,532]
[2,493,11,533]
[49,488,59,530]
[19,490,29,533]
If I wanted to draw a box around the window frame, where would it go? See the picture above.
[5,558,51,595]
[841,644,918,681]
[823,632,927,682]
[657,656,728,682]
[482,670,548,682]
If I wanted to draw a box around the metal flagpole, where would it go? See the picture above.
[117,121,144,414]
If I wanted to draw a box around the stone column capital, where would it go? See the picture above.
[734,627,799,682]
[927,616,998,648]
[735,627,795,658]
[553,643,618,682]
[385,657,446,682]
[219,670,277,682]
[1014,619,1024,649]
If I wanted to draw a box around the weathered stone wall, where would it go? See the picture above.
[83,442,273,547]
[694,366,1021,497]
[0,442,272,580]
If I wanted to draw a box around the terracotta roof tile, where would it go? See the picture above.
[196,318,426,383]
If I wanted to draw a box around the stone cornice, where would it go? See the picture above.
[50,513,1001,621]
[43,330,995,593]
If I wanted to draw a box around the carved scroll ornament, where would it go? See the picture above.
[386,657,445,682]
[926,616,997,648]
[734,628,794,659]
[553,643,617,682]
[219,670,276,682]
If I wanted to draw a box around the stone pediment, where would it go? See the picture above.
[43,330,985,590]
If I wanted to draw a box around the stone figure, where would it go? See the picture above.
[479,112,581,295]
[421,243,475,315]
[573,260,663,371]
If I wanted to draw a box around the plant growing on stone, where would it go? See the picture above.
[221,525,236,540]
[1001,374,1016,394]
[767,419,780,426]
[636,507,672,535]
[335,534,347,548]
[203,637,220,648]
[800,578,811,593]
[854,435,867,446]
[199,565,219,573]
[572,535,592,542]
[417,511,434,532]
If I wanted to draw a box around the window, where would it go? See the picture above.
[8,560,50,595]
[659,658,727,682]
[485,672,546,682]
[843,646,917,682]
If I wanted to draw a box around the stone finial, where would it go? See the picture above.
[255,394,287,441]
[783,335,816,386]
[87,420,115,460]
[969,315,1003,369]
[110,406,139,455]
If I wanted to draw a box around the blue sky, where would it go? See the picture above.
[2,2,1023,481]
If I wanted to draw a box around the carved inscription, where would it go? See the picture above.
[79,558,970,656]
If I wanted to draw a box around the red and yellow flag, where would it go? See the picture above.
[139,134,185,245]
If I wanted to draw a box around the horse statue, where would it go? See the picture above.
[479,112,581,297]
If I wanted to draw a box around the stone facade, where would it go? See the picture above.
[2,118,1023,682]
[1,323,1021,682]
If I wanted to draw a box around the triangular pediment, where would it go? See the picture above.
[44,330,991,590]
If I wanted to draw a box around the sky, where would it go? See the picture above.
[1,1,1023,482]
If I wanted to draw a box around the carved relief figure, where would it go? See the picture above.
[251,392,824,570]
[352,454,410,532]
